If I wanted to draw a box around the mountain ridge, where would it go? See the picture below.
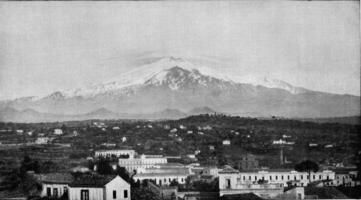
[0,57,359,120]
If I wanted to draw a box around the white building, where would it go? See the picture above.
[223,140,231,145]
[133,165,191,186]
[40,173,73,198]
[219,167,335,189]
[118,154,167,173]
[69,175,130,200]
[179,125,187,130]
[40,174,130,200]
[95,150,136,158]
[332,169,360,187]
[36,137,50,144]
[219,167,306,199]
[54,129,63,135]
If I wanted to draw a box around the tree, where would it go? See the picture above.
[295,160,319,185]
[20,155,40,177]
[96,158,113,175]
[169,179,179,187]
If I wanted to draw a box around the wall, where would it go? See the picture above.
[134,174,188,186]
[104,176,131,200]
[41,183,68,198]
[68,187,104,200]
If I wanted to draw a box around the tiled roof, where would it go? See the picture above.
[38,173,74,184]
[69,175,116,187]
[219,165,239,174]
[134,172,189,177]
[221,193,265,200]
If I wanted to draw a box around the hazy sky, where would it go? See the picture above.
[0,1,359,100]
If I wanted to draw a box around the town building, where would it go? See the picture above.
[219,166,335,190]
[133,165,190,186]
[95,149,136,158]
[40,174,130,200]
[35,137,51,144]
[219,166,284,199]
[332,168,360,187]
[219,166,305,199]
[54,129,63,135]
[68,175,130,200]
[39,173,73,198]
[118,154,167,173]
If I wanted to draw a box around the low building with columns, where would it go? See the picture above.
[95,149,136,158]
[219,166,334,199]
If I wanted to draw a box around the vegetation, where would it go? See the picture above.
[295,160,319,184]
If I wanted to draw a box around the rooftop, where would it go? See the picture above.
[38,173,74,184]
[69,174,117,187]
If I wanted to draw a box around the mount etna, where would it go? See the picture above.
[0,57,359,122]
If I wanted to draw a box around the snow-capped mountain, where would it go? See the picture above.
[0,57,359,120]
[59,57,306,97]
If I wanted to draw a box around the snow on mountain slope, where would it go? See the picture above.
[56,56,306,98]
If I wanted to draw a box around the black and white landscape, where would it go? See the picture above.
[0,1,360,200]
[0,57,359,122]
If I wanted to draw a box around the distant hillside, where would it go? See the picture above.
[299,116,360,125]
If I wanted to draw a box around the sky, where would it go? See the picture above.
[0,1,359,100]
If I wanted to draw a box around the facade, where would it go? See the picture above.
[39,173,74,198]
[234,169,335,187]
[134,172,188,186]
[68,175,130,200]
[219,166,334,198]
[332,169,360,187]
[133,164,191,186]
[54,129,63,135]
[40,174,130,200]
[222,140,230,145]
[95,149,136,158]
[118,154,167,173]
[35,137,50,144]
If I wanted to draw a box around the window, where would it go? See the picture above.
[113,190,117,199]
[53,188,58,197]
[281,175,284,180]
[64,187,68,193]
[46,187,51,196]
[249,176,251,180]
[243,176,245,180]
[313,175,315,180]
[225,179,231,189]
[124,190,128,198]
[301,175,303,180]
[81,190,89,200]
[270,176,272,180]
[288,175,290,180]
[276,176,278,180]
